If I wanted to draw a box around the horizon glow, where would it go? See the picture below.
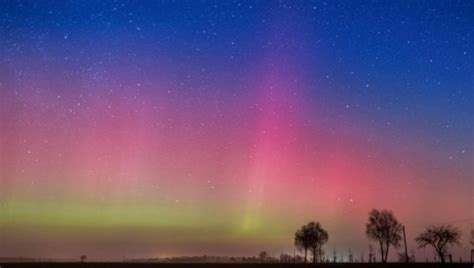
[0,1,473,262]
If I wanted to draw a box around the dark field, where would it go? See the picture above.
[0,263,473,268]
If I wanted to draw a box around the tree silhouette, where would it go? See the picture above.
[294,222,328,263]
[307,222,328,263]
[415,224,461,263]
[258,251,268,262]
[365,209,403,263]
[80,255,87,263]
[294,224,311,262]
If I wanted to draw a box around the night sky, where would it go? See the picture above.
[0,0,473,261]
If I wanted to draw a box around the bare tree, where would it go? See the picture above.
[365,209,403,263]
[415,225,461,263]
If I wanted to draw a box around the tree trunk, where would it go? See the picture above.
[384,242,390,263]
[304,248,307,263]
[313,247,317,263]
[438,250,445,263]
[379,242,385,263]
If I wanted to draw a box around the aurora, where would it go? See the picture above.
[0,0,472,262]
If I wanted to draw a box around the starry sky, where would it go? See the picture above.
[0,0,473,261]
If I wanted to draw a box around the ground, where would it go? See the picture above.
[0,263,472,268]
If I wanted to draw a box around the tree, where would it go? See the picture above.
[307,222,328,263]
[80,255,87,263]
[365,209,403,263]
[258,251,268,262]
[295,226,310,262]
[415,225,461,263]
[294,221,329,263]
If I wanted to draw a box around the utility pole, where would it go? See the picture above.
[403,225,408,263]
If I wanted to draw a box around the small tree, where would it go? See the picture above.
[365,209,403,263]
[415,225,461,263]
[258,251,268,262]
[80,255,87,263]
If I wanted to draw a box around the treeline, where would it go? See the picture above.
[292,209,470,263]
